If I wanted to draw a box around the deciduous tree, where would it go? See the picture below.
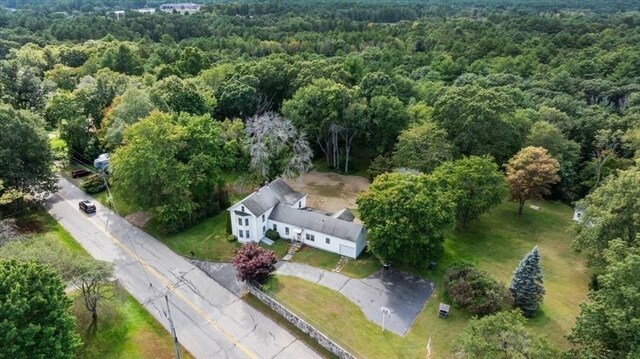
[99,87,155,150]
[0,105,57,204]
[455,310,555,359]
[44,90,82,127]
[525,121,580,201]
[356,172,455,265]
[432,85,520,163]
[393,121,453,173]
[72,258,113,323]
[443,262,511,316]
[150,76,210,115]
[505,147,560,215]
[572,166,640,272]
[111,111,228,232]
[567,239,640,359]
[232,243,277,284]
[430,156,506,227]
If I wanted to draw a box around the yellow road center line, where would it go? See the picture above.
[57,192,258,359]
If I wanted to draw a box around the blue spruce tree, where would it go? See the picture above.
[509,246,545,317]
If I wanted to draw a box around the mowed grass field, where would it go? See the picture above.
[266,201,590,358]
[3,211,192,359]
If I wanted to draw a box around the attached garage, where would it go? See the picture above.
[339,244,354,257]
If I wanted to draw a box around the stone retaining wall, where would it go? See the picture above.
[247,284,356,359]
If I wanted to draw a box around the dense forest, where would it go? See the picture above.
[2,1,639,203]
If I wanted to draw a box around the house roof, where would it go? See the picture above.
[269,204,363,243]
[331,208,355,222]
[238,178,305,216]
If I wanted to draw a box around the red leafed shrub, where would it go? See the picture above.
[232,243,278,284]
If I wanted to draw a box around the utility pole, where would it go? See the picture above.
[165,295,181,359]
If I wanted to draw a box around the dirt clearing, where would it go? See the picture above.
[286,171,370,213]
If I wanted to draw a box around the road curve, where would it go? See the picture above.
[48,177,320,359]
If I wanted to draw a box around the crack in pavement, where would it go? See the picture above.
[336,278,351,292]
[271,337,297,359]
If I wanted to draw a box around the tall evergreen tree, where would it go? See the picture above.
[509,246,545,317]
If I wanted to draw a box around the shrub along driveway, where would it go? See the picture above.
[275,262,434,335]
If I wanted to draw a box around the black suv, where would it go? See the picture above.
[79,200,96,214]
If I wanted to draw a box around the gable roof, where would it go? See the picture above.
[237,178,305,216]
[269,204,364,242]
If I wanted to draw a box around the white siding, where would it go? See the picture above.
[354,229,367,258]
[291,195,307,209]
[269,219,297,241]
[228,203,258,243]
[268,220,357,259]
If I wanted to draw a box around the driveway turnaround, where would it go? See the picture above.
[276,262,434,336]
[48,178,320,359]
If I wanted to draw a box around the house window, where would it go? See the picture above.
[238,218,242,226]
[262,214,265,222]
[263,225,266,233]
[305,233,315,242]
[273,224,277,231]
[285,227,289,235]
[245,230,249,238]
[245,218,249,226]
[239,230,243,238]
[241,206,245,212]
[326,237,330,244]
[298,202,301,208]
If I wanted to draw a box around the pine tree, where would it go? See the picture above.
[509,246,545,317]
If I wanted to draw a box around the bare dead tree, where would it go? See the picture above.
[245,112,312,180]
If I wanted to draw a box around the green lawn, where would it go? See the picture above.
[6,210,193,359]
[340,250,382,278]
[15,210,89,256]
[72,285,193,359]
[93,182,144,218]
[292,245,342,271]
[291,246,382,279]
[264,238,289,259]
[242,294,335,359]
[150,211,240,261]
[263,200,590,358]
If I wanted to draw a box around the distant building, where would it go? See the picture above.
[228,178,367,259]
[114,8,156,18]
[135,8,157,14]
[159,3,202,14]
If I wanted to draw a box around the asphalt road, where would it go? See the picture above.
[48,177,320,359]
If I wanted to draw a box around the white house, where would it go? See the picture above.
[228,179,366,259]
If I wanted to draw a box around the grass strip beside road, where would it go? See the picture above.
[72,284,193,359]
[7,210,194,359]
[242,294,336,359]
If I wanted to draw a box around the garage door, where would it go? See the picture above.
[339,244,353,257]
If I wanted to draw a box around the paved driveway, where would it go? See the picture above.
[275,262,434,336]
[48,178,320,359]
